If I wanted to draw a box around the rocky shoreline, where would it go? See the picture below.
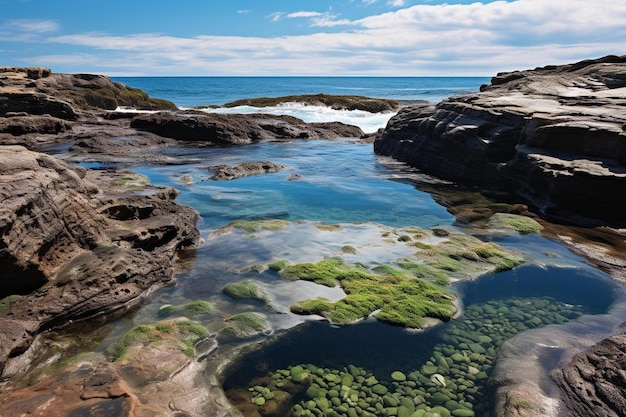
[0,60,625,417]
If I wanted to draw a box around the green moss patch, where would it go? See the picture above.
[223,280,268,303]
[111,319,209,361]
[315,222,344,232]
[489,213,544,235]
[220,312,271,338]
[158,300,214,319]
[284,258,455,328]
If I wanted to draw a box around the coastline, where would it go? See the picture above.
[1,61,623,415]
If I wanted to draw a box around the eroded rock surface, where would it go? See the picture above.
[0,362,138,417]
[374,55,626,227]
[552,332,626,417]
[0,145,199,378]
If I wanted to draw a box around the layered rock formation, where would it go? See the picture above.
[130,111,364,144]
[0,145,199,379]
[374,55,626,227]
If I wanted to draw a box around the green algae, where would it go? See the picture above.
[489,213,544,235]
[242,295,589,417]
[222,280,268,303]
[111,319,209,361]
[158,300,214,319]
[284,258,455,327]
[221,312,270,338]
[0,295,22,313]
[341,245,357,254]
[315,222,344,232]
[268,260,290,271]
[228,219,290,233]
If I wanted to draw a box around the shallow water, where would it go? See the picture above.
[66,138,622,417]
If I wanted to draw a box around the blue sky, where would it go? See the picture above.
[0,0,624,76]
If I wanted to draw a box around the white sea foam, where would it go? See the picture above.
[197,103,396,133]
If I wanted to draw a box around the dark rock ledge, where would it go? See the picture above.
[374,54,626,228]
[0,145,199,379]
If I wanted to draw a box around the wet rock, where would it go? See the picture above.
[374,55,626,227]
[0,362,138,417]
[552,332,626,417]
[207,161,289,180]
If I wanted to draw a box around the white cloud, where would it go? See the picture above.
[23,0,626,75]
[286,11,324,19]
[387,0,406,7]
[2,19,60,33]
[237,10,252,15]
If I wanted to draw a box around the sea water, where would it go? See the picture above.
[113,76,490,133]
[65,76,623,416]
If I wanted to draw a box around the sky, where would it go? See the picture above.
[0,0,624,76]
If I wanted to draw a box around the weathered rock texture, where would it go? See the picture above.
[0,145,199,378]
[207,161,289,180]
[131,111,365,144]
[0,362,138,417]
[374,55,626,227]
[552,332,626,417]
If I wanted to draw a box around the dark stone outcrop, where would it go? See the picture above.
[207,161,289,180]
[374,55,626,227]
[552,332,626,417]
[131,111,365,144]
[0,145,199,378]
[223,93,399,113]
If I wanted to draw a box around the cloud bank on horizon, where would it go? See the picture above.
[0,0,624,76]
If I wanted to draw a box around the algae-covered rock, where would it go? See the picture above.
[222,280,268,303]
[220,312,271,338]
[158,300,214,319]
[489,213,543,235]
[284,258,456,328]
[111,318,209,361]
[391,371,407,382]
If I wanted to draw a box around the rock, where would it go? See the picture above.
[0,362,138,417]
[207,161,289,180]
[0,91,78,120]
[0,145,199,377]
[0,114,71,137]
[374,55,626,227]
[223,93,399,113]
[391,371,407,382]
[130,111,364,144]
[552,332,626,417]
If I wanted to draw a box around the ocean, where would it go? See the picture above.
[113,76,490,132]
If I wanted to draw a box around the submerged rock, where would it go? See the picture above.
[374,55,626,227]
[207,161,289,180]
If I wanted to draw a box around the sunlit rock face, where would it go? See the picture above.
[0,145,199,377]
[375,55,626,228]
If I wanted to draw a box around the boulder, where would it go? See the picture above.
[0,145,199,377]
[374,55,626,227]
[131,111,364,144]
